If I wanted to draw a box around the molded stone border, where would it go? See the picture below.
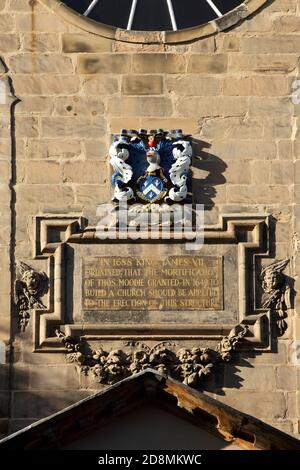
[31,213,272,352]
[40,0,268,44]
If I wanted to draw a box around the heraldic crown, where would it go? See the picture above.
[109,129,193,204]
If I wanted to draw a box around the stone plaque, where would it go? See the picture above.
[82,256,223,311]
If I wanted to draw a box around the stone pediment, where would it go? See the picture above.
[0,370,299,451]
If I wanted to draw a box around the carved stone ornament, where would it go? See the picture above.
[15,262,49,332]
[109,129,192,205]
[261,259,291,336]
[56,324,248,388]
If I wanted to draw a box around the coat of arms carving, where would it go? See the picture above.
[109,129,193,205]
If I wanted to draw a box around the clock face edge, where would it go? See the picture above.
[40,0,269,44]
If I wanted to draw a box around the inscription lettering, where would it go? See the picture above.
[82,256,223,311]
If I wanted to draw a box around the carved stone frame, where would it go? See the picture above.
[32,214,271,353]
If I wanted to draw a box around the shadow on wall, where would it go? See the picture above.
[192,139,227,209]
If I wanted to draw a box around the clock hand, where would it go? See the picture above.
[84,0,100,17]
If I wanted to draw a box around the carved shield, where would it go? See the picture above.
[137,175,167,203]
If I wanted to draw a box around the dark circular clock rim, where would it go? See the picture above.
[40,0,268,44]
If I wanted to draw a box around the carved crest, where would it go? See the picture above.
[15,261,48,332]
[109,129,193,205]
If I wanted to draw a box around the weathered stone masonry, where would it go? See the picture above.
[0,0,300,437]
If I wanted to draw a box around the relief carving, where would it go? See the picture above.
[15,262,48,332]
[261,259,291,336]
[109,129,192,205]
[56,323,248,388]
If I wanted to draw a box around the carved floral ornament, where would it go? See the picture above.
[56,324,248,387]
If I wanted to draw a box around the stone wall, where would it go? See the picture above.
[0,0,299,437]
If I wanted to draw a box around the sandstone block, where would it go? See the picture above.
[22,33,60,52]
[276,366,297,391]
[122,75,163,95]
[224,364,276,390]
[295,160,300,184]
[54,96,104,117]
[270,161,294,184]
[84,140,108,161]
[0,13,14,32]
[273,16,300,32]
[249,97,293,116]
[229,54,298,74]
[10,0,46,11]
[63,33,112,53]
[41,117,106,138]
[30,365,79,390]
[0,365,8,390]
[166,76,220,96]
[236,14,272,32]
[187,54,228,73]
[83,76,119,95]
[189,36,216,53]
[200,117,262,140]
[25,139,82,160]
[0,391,9,417]
[241,36,300,54]
[251,161,270,184]
[0,34,20,52]
[15,116,39,138]
[12,390,92,419]
[217,391,286,420]
[78,54,131,74]
[16,12,72,32]
[132,54,186,73]
[264,116,293,139]
[176,97,248,117]
[216,35,240,52]
[227,184,291,204]
[12,366,30,391]
[205,140,277,160]
[267,0,297,12]
[9,54,74,74]
[15,96,54,114]
[108,97,173,117]
[22,161,61,184]
[75,184,109,206]
[223,76,288,96]
[16,184,74,212]
[63,161,107,184]
[13,75,81,95]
